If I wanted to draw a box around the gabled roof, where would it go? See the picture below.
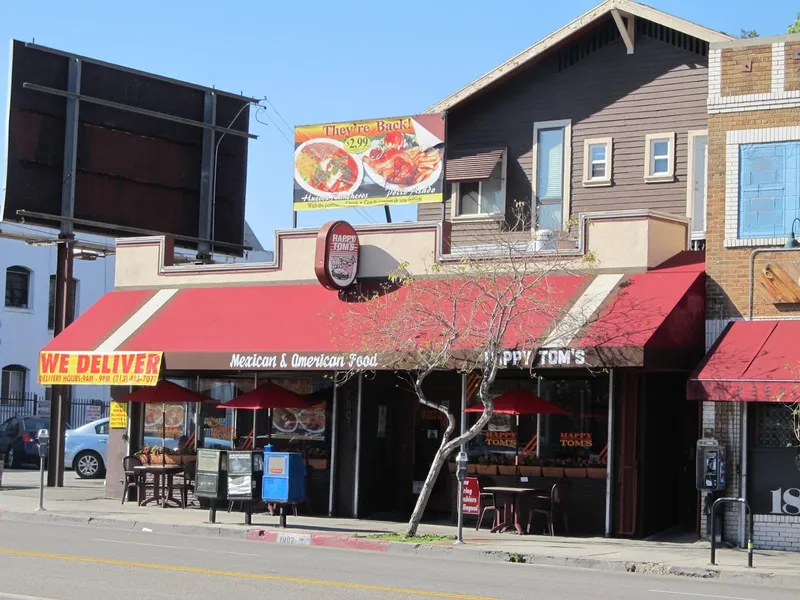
[427,0,732,113]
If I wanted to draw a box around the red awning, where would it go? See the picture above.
[688,320,800,402]
[44,289,158,352]
[42,253,704,372]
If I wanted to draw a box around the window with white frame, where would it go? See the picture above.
[4,266,31,309]
[723,127,800,247]
[452,152,507,217]
[644,132,675,182]
[582,137,612,186]
[1,365,27,400]
[533,120,571,231]
[687,130,708,243]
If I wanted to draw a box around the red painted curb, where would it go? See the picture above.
[310,534,389,552]
[245,528,388,552]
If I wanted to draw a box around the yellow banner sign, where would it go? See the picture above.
[110,401,128,429]
[38,351,163,386]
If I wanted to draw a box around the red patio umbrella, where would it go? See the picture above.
[217,382,311,445]
[465,388,567,415]
[120,380,211,462]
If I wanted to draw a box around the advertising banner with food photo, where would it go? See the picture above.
[38,351,162,386]
[293,113,445,210]
[271,403,326,440]
[144,404,187,439]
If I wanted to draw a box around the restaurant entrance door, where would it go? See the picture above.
[358,376,416,520]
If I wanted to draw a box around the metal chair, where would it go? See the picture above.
[527,479,571,536]
[172,460,197,509]
[475,476,502,531]
[121,455,145,505]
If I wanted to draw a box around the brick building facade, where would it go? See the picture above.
[701,35,800,552]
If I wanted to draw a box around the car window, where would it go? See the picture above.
[22,418,50,432]
[95,421,109,435]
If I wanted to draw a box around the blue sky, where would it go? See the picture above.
[0,0,797,250]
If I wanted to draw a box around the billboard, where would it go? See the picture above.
[2,41,253,254]
[293,113,445,211]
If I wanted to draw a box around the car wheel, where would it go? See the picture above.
[74,451,104,479]
[4,447,18,469]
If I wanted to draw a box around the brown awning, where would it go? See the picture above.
[446,148,504,182]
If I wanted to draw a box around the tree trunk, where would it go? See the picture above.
[405,444,449,537]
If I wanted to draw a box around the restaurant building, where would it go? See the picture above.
[689,34,800,552]
[41,0,726,538]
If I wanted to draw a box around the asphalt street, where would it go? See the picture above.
[0,520,796,600]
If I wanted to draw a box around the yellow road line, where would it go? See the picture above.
[0,548,497,600]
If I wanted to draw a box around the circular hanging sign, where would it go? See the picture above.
[314,221,360,290]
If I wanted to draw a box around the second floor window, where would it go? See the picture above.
[582,138,613,187]
[450,149,507,218]
[644,132,675,183]
[48,275,78,331]
[738,141,799,239]
[534,120,571,231]
[4,266,31,309]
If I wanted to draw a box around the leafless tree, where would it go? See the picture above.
[338,206,595,536]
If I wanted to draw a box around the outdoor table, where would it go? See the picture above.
[134,464,185,508]
[483,487,545,534]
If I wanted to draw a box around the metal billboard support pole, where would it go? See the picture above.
[48,56,80,488]
[353,373,363,519]
[197,91,217,260]
[328,381,339,517]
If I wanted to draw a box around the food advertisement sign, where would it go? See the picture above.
[271,403,326,440]
[144,404,186,439]
[293,113,446,210]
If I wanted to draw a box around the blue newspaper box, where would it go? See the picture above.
[262,452,306,504]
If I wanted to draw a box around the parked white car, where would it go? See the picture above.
[65,418,231,479]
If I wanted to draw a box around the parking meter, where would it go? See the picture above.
[455,451,469,483]
[37,429,50,458]
[36,429,49,511]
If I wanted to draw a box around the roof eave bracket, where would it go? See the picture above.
[611,9,635,55]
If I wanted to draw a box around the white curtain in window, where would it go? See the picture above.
[482,161,504,214]
[538,128,564,201]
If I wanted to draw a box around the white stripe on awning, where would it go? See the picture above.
[94,288,178,352]
[541,274,624,348]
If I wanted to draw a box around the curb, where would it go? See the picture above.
[3,508,800,589]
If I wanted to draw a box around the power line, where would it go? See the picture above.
[262,97,294,140]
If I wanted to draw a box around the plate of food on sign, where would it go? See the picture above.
[361,130,443,193]
[294,138,364,199]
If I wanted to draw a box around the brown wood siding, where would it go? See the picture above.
[418,17,709,246]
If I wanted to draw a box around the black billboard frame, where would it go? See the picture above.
[5,41,260,487]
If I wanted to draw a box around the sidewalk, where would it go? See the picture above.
[2,470,800,589]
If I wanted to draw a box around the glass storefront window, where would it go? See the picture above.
[538,378,609,461]
[466,376,609,465]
